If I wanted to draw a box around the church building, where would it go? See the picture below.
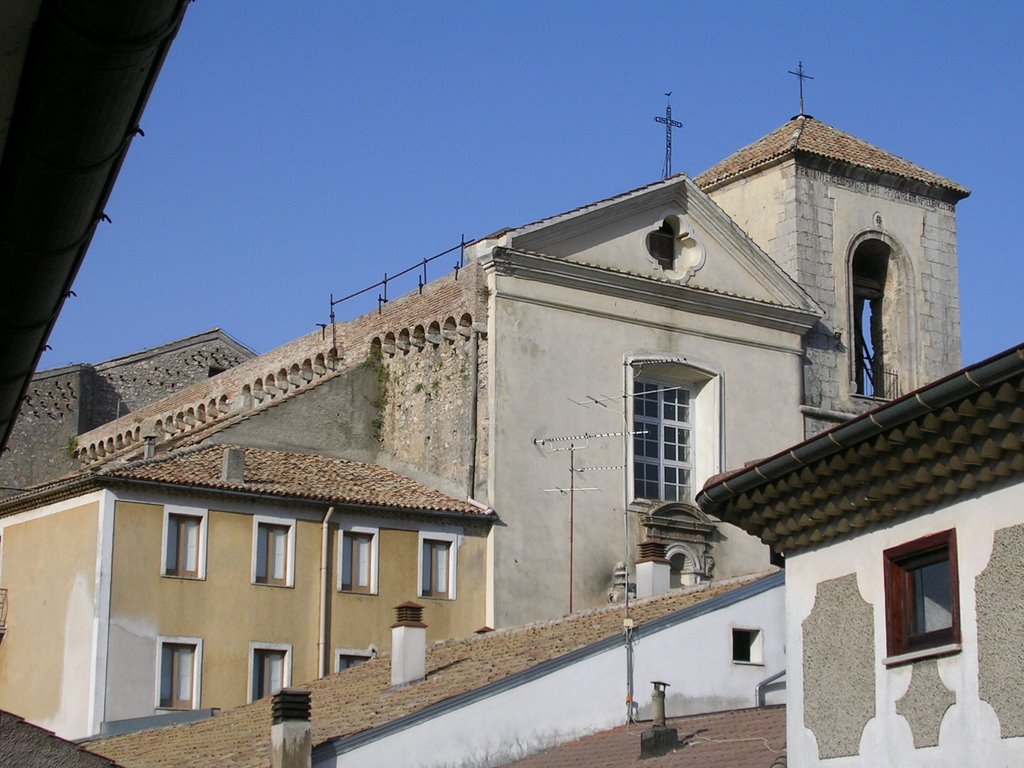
[0,112,970,735]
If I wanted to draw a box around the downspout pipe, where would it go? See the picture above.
[466,328,480,499]
[318,506,336,678]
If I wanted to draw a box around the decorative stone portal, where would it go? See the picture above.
[633,501,716,586]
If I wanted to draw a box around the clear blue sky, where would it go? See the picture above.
[40,1,1023,370]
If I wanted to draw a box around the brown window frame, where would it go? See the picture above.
[340,531,374,593]
[255,522,290,586]
[251,648,287,701]
[883,529,961,659]
[159,642,197,710]
[421,539,451,599]
[165,513,201,578]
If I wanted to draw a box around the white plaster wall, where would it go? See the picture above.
[786,480,1024,767]
[320,581,784,768]
[487,268,804,626]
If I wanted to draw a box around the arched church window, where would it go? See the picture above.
[851,239,898,399]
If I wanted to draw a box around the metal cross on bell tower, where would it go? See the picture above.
[654,92,683,179]
[788,61,814,117]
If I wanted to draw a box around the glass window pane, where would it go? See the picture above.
[357,537,371,587]
[435,544,448,593]
[166,520,179,574]
[272,529,287,580]
[913,560,953,633]
[160,645,174,703]
[183,518,199,573]
[341,535,352,589]
[176,646,193,701]
[256,528,268,579]
[268,653,283,695]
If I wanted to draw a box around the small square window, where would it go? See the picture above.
[165,513,202,578]
[884,529,960,659]
[732,628,763,665]
[253,518,294,587]
[421,538,453,599]
[158,638,201,710]
[250,644,290,701]
[340,530,375,593]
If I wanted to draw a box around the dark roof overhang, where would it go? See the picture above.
[0,0,190,451]
[697,344,1024,554]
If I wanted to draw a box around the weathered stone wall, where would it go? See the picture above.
[0,331,254,493]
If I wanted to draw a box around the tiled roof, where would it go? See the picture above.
[698,343,1024,553]
[105,445,486,516]
[90,573,776,768]
[695,116,969,198]
[0,710,122,767]
[0,445,486,518]
[507,706,786,768]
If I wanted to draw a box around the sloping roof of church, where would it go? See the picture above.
[697,343,1024,553]
[506,706,787,768]
[0,445,486,518]
[694,115,970,199]
[88,572,780,768]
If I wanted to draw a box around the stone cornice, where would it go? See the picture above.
[482,247,821,336]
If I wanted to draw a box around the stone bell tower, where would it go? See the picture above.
[696,114,970,436]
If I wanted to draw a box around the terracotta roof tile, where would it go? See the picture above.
[90,573,777,768]
[508,706,786,768]
[695,116,969,198]
[100,445,485,516]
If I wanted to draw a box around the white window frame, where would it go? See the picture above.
[338,526,379,594]
[248,641,292,702]
[417,531,459,600]
[155,636,203,710]
[335,645,377,673]
[251,515,296,587]
[160,505,209,579]
[632,380,694,502]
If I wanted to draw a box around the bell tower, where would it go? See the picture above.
[696,115,970,435]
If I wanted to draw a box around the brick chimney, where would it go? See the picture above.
[222,447,245,483]
[391,602,427,687]
[635,540,670,598]
[271,688,312,768]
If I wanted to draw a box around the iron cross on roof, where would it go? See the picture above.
[654,92,683,179]
[788,61,814,117]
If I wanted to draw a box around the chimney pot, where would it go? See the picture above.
[640,681,679,759]
[222,447,245,483]
[272,688,311,724]
[636,541,672,598]
[270,688,312,768]
[391,602,427,687]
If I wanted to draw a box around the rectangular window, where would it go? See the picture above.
[884,529,960,659]
[340,530,375,593]
[165,514,201,577]
[158,639,201,710]
[250,645,290,701]
[732,628,764,665]
[421,539,451,599]
[254,521,292,586]
[336,648,375,672]
[633,381,692,502]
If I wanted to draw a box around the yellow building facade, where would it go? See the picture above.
[0,446,492,739]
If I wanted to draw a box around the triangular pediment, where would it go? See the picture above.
[504,176,819,313]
